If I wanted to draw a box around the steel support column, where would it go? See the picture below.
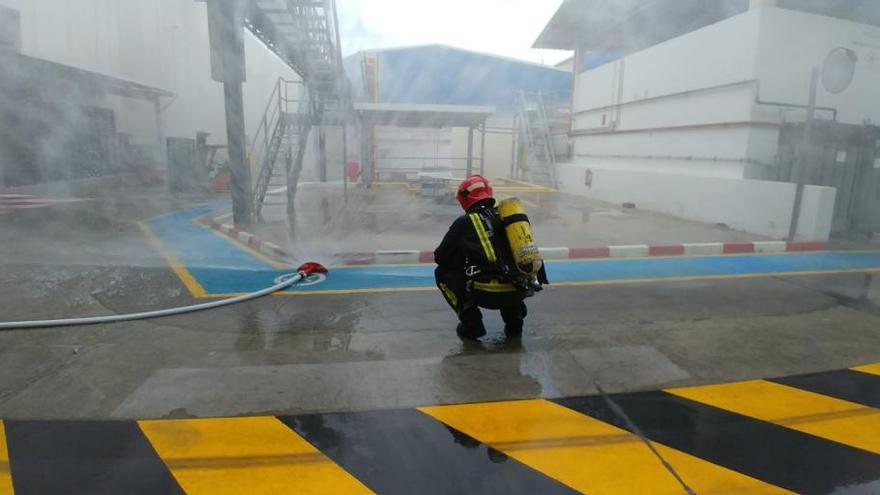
[152,96,165,164]
[319,126,327,182]
[466,126,474,176]
[479,122,486,175]
[788,68,819,240]
[342,123,349,203]
[208,0,251,226]
[224,81,252,225]
[511,114,519,178]
[364,122,374,186]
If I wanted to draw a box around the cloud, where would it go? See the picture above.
[336,0,570,65]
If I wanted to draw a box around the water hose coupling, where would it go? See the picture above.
[297,262,328,277]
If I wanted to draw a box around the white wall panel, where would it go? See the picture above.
[0,0,300,146]
[556,162,835,239]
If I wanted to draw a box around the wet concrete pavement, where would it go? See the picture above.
[1,188,880,421]
[252,182,767,261]
[2,261,880,419]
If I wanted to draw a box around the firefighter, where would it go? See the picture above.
[434,175,547,341]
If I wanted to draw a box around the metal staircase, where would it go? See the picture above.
[245,0,348,118]
[514,90,570,188]
[251,78,312,219]
[244,0,351,219]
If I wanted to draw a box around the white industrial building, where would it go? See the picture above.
[535,0,880,239]
[0,0,298,155]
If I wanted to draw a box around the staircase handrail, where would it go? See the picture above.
[250,79,307,184]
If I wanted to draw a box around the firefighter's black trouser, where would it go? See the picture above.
[435,267,526,335]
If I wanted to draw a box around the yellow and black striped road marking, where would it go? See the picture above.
[1,364,880,494]
[0,420,11,495]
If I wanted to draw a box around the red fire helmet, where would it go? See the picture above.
[456,174,494,210]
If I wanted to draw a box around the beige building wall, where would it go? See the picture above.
[450,121,515,181]
[358,121,516,183]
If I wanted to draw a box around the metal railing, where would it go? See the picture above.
[536,89,572,114]
[536,92,557,166]
[249,78,307,175]
[245,0,345,105]
[516,90,566,187]
[250,77,312,217]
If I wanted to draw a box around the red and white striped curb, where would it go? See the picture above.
[335,241,828,265]
[204,217,294,262]
[200,213,827,266]
[0,193,85,214]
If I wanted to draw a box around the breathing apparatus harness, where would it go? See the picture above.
[464,205,543,298]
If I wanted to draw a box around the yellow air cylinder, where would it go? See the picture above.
[497,197,542,276]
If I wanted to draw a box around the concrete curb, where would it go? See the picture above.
[335,241,827,265]
[200,213,827,266]
[204,217,294,262]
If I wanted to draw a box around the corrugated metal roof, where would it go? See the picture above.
[344,45,571,115]
[346,43,569,72]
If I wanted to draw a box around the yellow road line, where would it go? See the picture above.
[852,363,880,376]
[330,262,434,269]
[0,420,12,495]
[139,209,192,224]
[194,221,291,270]
[139,417,372,495]
[495,177,558,190]
[492,187,557,193]
[372,182,419,193]
[137,222,208,298]
[197,267,880,297]
[446,186,556,194]
[666,380,880,455]
[419,399,790,495]
[199,286,437,298]
[274,286,434,296]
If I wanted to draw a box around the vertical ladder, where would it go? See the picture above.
[516,91,557,188]
[514,90,572,188]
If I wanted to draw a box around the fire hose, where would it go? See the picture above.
[0,262,327,330]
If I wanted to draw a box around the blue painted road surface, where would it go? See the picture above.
[145,207,880,296]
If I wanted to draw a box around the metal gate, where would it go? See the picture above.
[778,121,880,238]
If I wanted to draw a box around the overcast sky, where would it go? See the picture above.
[335,0,570,66]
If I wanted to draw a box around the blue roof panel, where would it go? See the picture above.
[346,45,571,115]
